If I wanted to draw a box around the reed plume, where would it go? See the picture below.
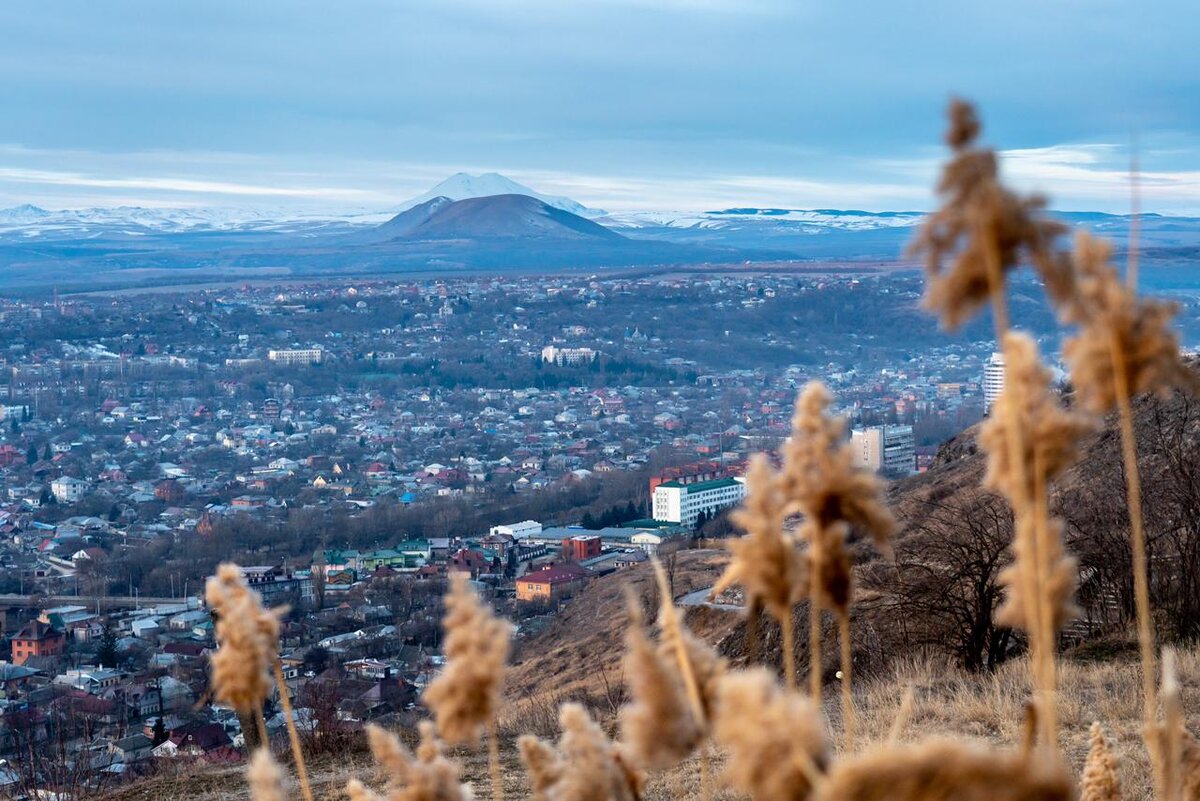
[356,722,473,801]
[619,585,724,771]
[1081,723,1122,801]
[1061,231,1190,413]
[1061,230,1194,740]
[910,99,1071,332]
[204,563,282,715]
[814,739,1072,801]
[778,381,892,726]
[249,748,286,801]
[424,573,513,745]
[711,453,804,687]
[619,610,704,770]
[778,382,896,551]
[978,332,1092,507]
[518,736,561,801]
[518,703,642,801]
[712,668,827,801]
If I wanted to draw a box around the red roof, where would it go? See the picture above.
[521,564,588,586]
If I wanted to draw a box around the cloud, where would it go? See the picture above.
[0,166,377,202]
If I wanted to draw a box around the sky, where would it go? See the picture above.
[1,0,1198,214]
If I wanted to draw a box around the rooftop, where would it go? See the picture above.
[657,477,742,494]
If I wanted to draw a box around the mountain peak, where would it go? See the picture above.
[378,194,624,242]
[398,173,605,218]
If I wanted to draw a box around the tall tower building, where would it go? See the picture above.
[983,351,1005,413]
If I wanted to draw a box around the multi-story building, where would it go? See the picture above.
[850,425,916,475]
[983,351,1005,413]
[561,535,601,562]
[267,348,323,366]
[541,346,597,366]
[50,476,89,503]
[652,476,746,528]
[11,621,65,665]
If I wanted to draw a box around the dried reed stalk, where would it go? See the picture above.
[712,453,803,688]
[423,572,513,801]
[913,100,1092,760]
[1062,231,1194,741]
[272,659,313,801]
[838,612,855,751]
[1081,723,1122,801]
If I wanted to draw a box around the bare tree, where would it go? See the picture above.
[870,491,1014,671]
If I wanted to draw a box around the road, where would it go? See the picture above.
[678,586,742,611]
[0,594,189,610]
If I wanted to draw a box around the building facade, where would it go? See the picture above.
[652,476,746,528]
[268,348,323,366]
[983,351,1005,413]
[540,346,597,366]
[850,425,916,475]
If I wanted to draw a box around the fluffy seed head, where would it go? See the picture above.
[619,620,700,770]
[205,563,281,714]
[518,735,562,801]
[909,100,1070,330]
[814,739,1073,801]
[1062,231,1193,413]
[248,749,286,801]
[362,722,472,801]
[713,668,827,801]
[979,332,1093,504]
[423,572,513,745]
[779,382,896,551]
[995,515,1078,635]
[714,453,805,624]
[800,520,853,616]
[1080,722,1121,801]
[522,703,641,801]
[619,593,724,770]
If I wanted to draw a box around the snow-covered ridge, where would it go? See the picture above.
[600,208,928,231]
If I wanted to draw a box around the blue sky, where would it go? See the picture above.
[1,0,1198,213]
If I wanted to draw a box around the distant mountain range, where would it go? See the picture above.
[1,171,1198,290]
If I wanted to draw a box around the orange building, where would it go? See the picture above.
[515,564,588,603]
[11,621,64,665]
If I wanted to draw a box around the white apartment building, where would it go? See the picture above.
[268,348,323,366]
[489,520,543,540]
[50,476,89,503]
[541,346,597,366]
[983,351,1005,413]
[850,425,916,475]
[653,477,746,528]
[0,405,28,421]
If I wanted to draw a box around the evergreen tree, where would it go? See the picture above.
[42,443,52,461]
[97,620,119,668]
[151,714,167,746]
[9,418,17,435]
[26,444,37,465]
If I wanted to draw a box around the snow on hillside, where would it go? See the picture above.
[396,173,606,218]
[601,208,927,231]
